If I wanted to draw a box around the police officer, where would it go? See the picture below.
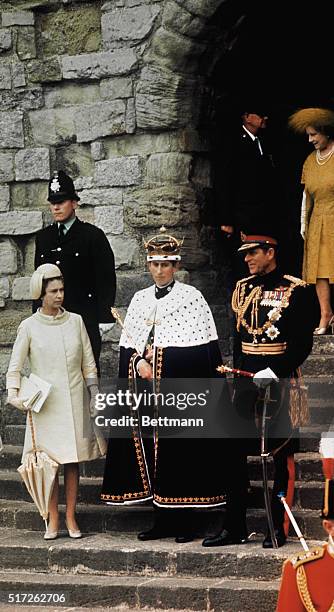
[276,479,334,611]
[203,234,314,548]
[34,170,116,373]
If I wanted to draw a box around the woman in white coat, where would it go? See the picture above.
[6,264,106,540]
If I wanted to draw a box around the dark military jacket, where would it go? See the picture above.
[232,267,314,377]
[34,218,116,328]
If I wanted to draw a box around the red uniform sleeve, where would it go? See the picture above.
[276,560,305,612]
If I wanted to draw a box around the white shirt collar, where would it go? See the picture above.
[243,125,257,141]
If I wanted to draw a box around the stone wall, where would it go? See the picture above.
[0,0,237,413]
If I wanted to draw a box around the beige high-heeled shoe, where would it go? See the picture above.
[314,315,334,335]
[44,527,58,540]
[65,520,82,539]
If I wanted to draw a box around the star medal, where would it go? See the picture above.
[265,325,280,340]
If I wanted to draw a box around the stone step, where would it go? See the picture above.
[0,445,105,477]
[0,569,280,611]
[0,446,327,481]
[302,375,334,398]
[0,529,321,580]
[311,336,334,354]
[0,468,325,510]
[0,499,326,540]
[302,355,334,375]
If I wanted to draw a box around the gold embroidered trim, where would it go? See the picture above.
[296,565,334,612]
[241,341,287,355]
[324,478,330,517]
[154,493,226,505]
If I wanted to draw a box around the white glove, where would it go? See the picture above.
[89,385,99,418]
[301,223,305,240]
[253,367,279,388]
[6,388,28,412]
[99,323,114,337]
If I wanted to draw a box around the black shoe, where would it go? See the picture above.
[202,528,248,547]
[175,533,194,543]
[137,526,172,541]
[262,529,286,548]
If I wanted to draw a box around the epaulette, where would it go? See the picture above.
[283,274,307,287]
[289,545,325,569]
[235,274,256,286]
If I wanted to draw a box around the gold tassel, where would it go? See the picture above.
[289,368,310,428]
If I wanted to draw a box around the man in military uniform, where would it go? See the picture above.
[276,479,334,610]
[203,234,314,548]
[34,170,116,373]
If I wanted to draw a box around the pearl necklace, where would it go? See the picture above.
[316,146,334,165]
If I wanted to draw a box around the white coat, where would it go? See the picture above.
[6,309,106,464]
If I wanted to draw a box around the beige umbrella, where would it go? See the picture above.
[17,410,58,528]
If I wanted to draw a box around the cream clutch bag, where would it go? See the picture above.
[18,373,52,413]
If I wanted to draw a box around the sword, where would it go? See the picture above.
[260,386,278,549]
[217,364,254,378]
[278,493,309,551]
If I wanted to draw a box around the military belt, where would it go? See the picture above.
[241,341,287,355]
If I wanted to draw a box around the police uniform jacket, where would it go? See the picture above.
[34,218,116,328]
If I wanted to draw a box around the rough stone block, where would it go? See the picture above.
[62,49,138,80]
[136,65,195,129]
[56,144,94,181]
[15,148,50,181]
[75,101,126,143]
[0,88,44,112]
[95,156,141,187]
[0,152,14,182]
[12,277,31,300]
[44,83,100,108]
[124,185,198,228]
[74,176,94,191]
[108,235,139,269]
[0,211,43,235]
[146,152,191,184]
[79,188,122,207]
[12,63,26,88]
[162,0,205,38]
[29,108,76,146]
[0,63,11,90]
[16,26,36,60]
[115,272,152,306]
[0,240,17,273]
[94,205,123,235]
[39,6,101,57]
[100,77,133,100]
[0,278,10,299]
[26,58,62,83]
[2,12,35,27]
[101,5,160,45]
[0,185,10,212]
[147,27,205,74]
[0,29,12,53]
[23,237,36,275]
[91,141,105,161]
[180,0,221,18]
[11,182,47,210]
[0,111,24,148]
[125,98,136,134]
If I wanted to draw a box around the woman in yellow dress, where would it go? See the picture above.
[289,108,334,334]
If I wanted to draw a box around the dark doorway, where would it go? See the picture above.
[208,0,334,280]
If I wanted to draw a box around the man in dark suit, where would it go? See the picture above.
[34,170,116,373]
[216,105,280,279]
